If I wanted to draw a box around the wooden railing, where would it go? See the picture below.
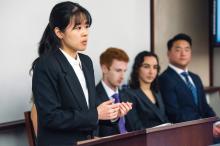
[204,86,220,94]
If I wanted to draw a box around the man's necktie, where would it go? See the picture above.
[181,72,198,105]
[112,93,127,134]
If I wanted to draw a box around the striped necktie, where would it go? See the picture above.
[181,72,198,105]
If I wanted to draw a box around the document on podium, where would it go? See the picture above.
[152,123,172,128]
[77,134,120,145]
[77,137,101,145]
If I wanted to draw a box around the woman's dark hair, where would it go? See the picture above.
[129,51,160,92]
[30,1,92,72]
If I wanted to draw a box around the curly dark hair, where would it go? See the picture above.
[129,51,160,92]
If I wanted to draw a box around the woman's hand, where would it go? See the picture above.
[117,102,132,117]
[97,99,120,120]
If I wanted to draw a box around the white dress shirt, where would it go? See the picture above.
[101,80,119,99]
[60,49,89,108]
[169,64,196,87]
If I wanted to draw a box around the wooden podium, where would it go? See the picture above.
[78,117,218,146]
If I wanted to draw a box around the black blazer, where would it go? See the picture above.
[123,88,168,130]
[159,67,215,123]
[32,49,98,146]
[95,82,121,137]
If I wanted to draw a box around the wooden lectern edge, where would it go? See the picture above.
[77,117,218,146]
[77,129,146,146]
[146,116,218,133]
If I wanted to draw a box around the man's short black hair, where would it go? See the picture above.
[167,33,192,51]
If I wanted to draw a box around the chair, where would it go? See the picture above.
[24,111,36,146]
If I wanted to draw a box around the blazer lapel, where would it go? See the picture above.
[80,57,95,108]
[54,50,88,110]
[135,89,166,122]
[154,92,164,111]
[167,67,197,106]
[167,67,188,89]
[96,82,110,102]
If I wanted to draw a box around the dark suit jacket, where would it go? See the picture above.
[32,49,98,146]
[95,82,121,137]
[159,67,215,123]
[123,88,169,130]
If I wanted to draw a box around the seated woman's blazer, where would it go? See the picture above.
[122,88,169,131]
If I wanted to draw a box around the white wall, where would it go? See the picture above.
[83,0,151,83]
[0,0,150,123]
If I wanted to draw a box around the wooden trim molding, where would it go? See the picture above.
[150,0,154,52]
[208,0,214,86]
[204,86,220,94]
[0,119,25,131]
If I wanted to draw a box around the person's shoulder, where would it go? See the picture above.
[95,81,103,92]
[188,71,199,77]
[79,53,93,67]
[159,67,172,80]
[188,71,202,81]
[36,51,56,66]
[34,50,61,74]
[159,67,179,89]
[121,88,138,96]
[79,53,92,62]
[120,88,140,103]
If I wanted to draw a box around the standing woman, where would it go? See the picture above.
[31,2,120,146]
[124,51,169,131]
